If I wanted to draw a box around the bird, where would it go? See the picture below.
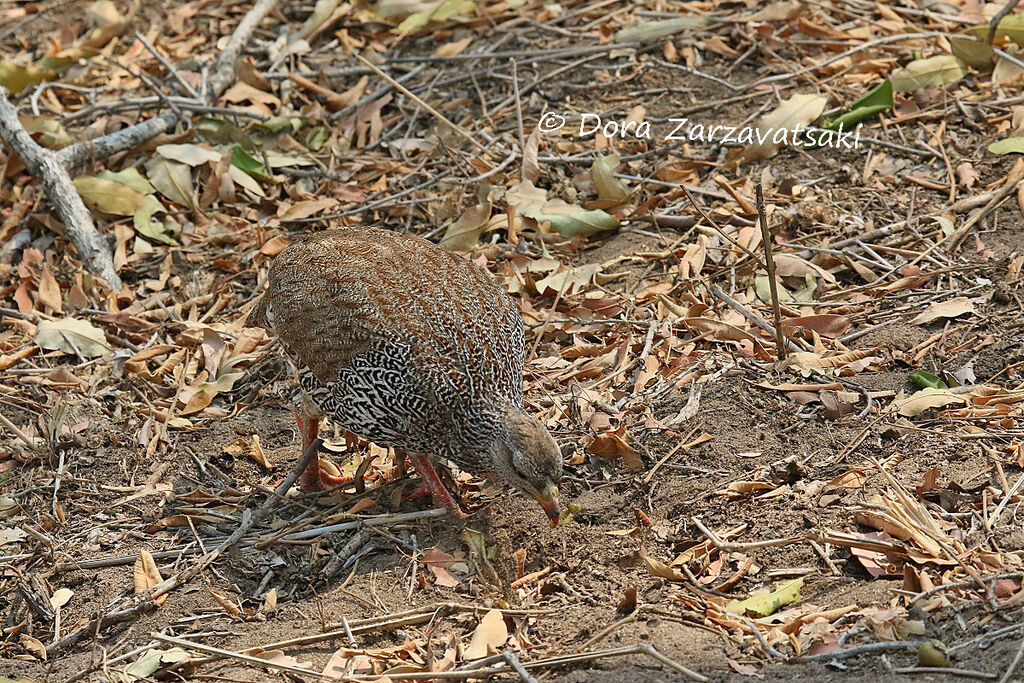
[247,227,563,526]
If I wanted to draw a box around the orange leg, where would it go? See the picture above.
[408,453,471,519]
[296,412,353,492]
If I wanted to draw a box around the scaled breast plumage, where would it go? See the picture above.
[249,228,525,458]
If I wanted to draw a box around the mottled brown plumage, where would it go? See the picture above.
[249,228,562,524]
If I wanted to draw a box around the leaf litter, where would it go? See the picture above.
[2,0,1024,680]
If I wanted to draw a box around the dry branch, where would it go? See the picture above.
[0,88,122,288]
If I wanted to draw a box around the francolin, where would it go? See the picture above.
[248,228,563,525]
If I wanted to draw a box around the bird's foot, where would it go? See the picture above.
[408,453,473,519]
[299,454,356,492]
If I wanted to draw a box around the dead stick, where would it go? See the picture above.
[206,0,281,99]
[47,438,322,656]
[756,183,787,360]
[0,88,121,288]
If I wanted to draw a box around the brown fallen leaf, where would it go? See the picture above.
[586,431,643,470]
[642,552,688,582]
[911,297,975,325]
[463,609,508,660]
[20,633,47,660]
[781,314,851,338]
[133,550,167,606]
[210,589,242,616]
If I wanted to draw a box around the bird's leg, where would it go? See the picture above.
[295,398,351,492]
[296,410,325,492]
[407,452,471,519]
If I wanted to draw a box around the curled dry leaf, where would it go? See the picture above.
[20,633,47,660]
[725,577,803,618]
[586,431,643,470]
[642,552,688,581]
[133,550,167,606]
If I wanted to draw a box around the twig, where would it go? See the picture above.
[0,408,41,451]
[998,631,1024,683]
[58,113,179,172]
[691,517,802,551]
[206,0,281,99]
[0,88,122,288]
[502,650,539,683]
[353,53,488,153]
[707,284,804,353]
[893,667,995,680]
[789,640,921,662]
[48,438,323,656]
[756,183,787,361]
[134,31,201,98]
[988,0,1022,44]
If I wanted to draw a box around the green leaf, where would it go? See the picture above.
[259,116,304,133]
[73,176,145,215]
[230,146,271,182]
[988,137,1024,154]
[817,80,893,135]
[613,16,707,44]
[304,126,331,151]
[133,195,178,246]
[96,167,155,195]
[889,55,967,93]
[0,60,55,94]
[909,370,948,390]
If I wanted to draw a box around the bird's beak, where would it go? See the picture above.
[533,484,561,527]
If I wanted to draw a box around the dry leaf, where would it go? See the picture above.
[20,633,47,660]
[739,94,827,162]
[587,431,643,470]
[911,297,975,325]
[133,550,167,605]
[464,608,508,660]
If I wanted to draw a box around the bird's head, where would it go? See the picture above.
[489,406,563,527]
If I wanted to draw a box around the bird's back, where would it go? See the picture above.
[249,228,525,455]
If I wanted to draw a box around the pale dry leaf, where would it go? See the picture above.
[740,94,827,162]
[889,55,966,93]
[35,318,111,357]
[36,264,63,313]
[890,388,965,417]
[262,587,278,613]
[49,587,73,610]
[910,297,975,325]
[20,633,47,660]
[464,608,508,660]
[133,550,167,605]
